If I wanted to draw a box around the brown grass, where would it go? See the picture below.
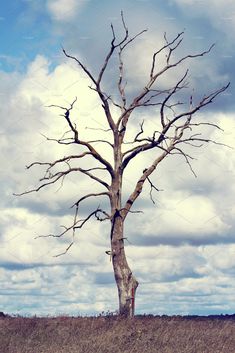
[1,314,235,353]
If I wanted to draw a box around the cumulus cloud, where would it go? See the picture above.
[46,0,87,21]
[1,0,235,315]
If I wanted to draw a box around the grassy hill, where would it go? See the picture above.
[1,314,235,353]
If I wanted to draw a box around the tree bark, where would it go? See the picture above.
[110,211,138,317]
[109,143,139,317]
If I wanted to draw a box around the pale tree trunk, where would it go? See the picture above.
[111,215,138,317]
[110,143,139,317]
[110,166,139,316]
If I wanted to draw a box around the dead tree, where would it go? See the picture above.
[16,13,229,317]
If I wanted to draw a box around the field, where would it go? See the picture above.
[1,314,235,353]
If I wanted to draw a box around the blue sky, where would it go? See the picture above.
[1,0,235,316]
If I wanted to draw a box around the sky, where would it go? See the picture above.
[0,0,235,317]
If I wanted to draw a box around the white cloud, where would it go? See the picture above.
[46,0,87,21]
[1,43,235,315]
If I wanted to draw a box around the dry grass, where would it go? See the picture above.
[1,314,235,353]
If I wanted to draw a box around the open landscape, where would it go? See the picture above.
[1,314,235,353]
[1,3,235,353]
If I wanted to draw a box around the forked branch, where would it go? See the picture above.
[36,207,110,257]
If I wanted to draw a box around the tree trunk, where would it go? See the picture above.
[111,213,139,317]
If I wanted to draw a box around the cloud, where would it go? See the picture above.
[132,196,223,238]
[0,264,116,315]
[171,0,235,35]
[46,0,87,22]
[1,1,235,316]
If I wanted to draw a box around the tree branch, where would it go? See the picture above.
[14,165,110,197]
[144,172,162,204]
[117,39,221,138]
[150,31,184,78]
[71,192,111,208]
[122,144,174,218]
[25,152,92,170]
[160,69,189,127]
[62,50,97,86]
[48,100,114,176]
[36,207,110,257]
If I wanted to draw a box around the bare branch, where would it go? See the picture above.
[188,122,224,131]
[78,168,110,189]
[73,208,110,229]
[122,144,175,218]
[117,50,127,110]
[121,29,148,51]
[85,126,111,133]
[177,137,233,149]
[48,100,114,176]
[40,133,75,145]
[134,120,145,141]
[54,242,74,257]
[62,50,115,131]
[47,98,79,143]
[97,11,129,86]
[173,83,230,122]
[172,43,215,69]
[150,31,184,78]
[62,49,97,86]
[120,208,144,215]
[95,208,110,222]
[26,152,92,170]
[156,83,230,146]
[122,135,174,170]
[118,41,220,137]
[14,172,69,196]
[71,192,110,208]
[15,165,110,197]
[87,139,113,148]
[36,205,110,257]
[164,32,184,66]
[143,170,162,204]
[53,207,109,257]
[160,69,189,127]
[172,147,197,177]
[151,43,216,84]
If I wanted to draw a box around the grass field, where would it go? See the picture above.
[1,314,235,353]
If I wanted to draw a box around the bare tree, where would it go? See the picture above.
[16,13,229,317]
